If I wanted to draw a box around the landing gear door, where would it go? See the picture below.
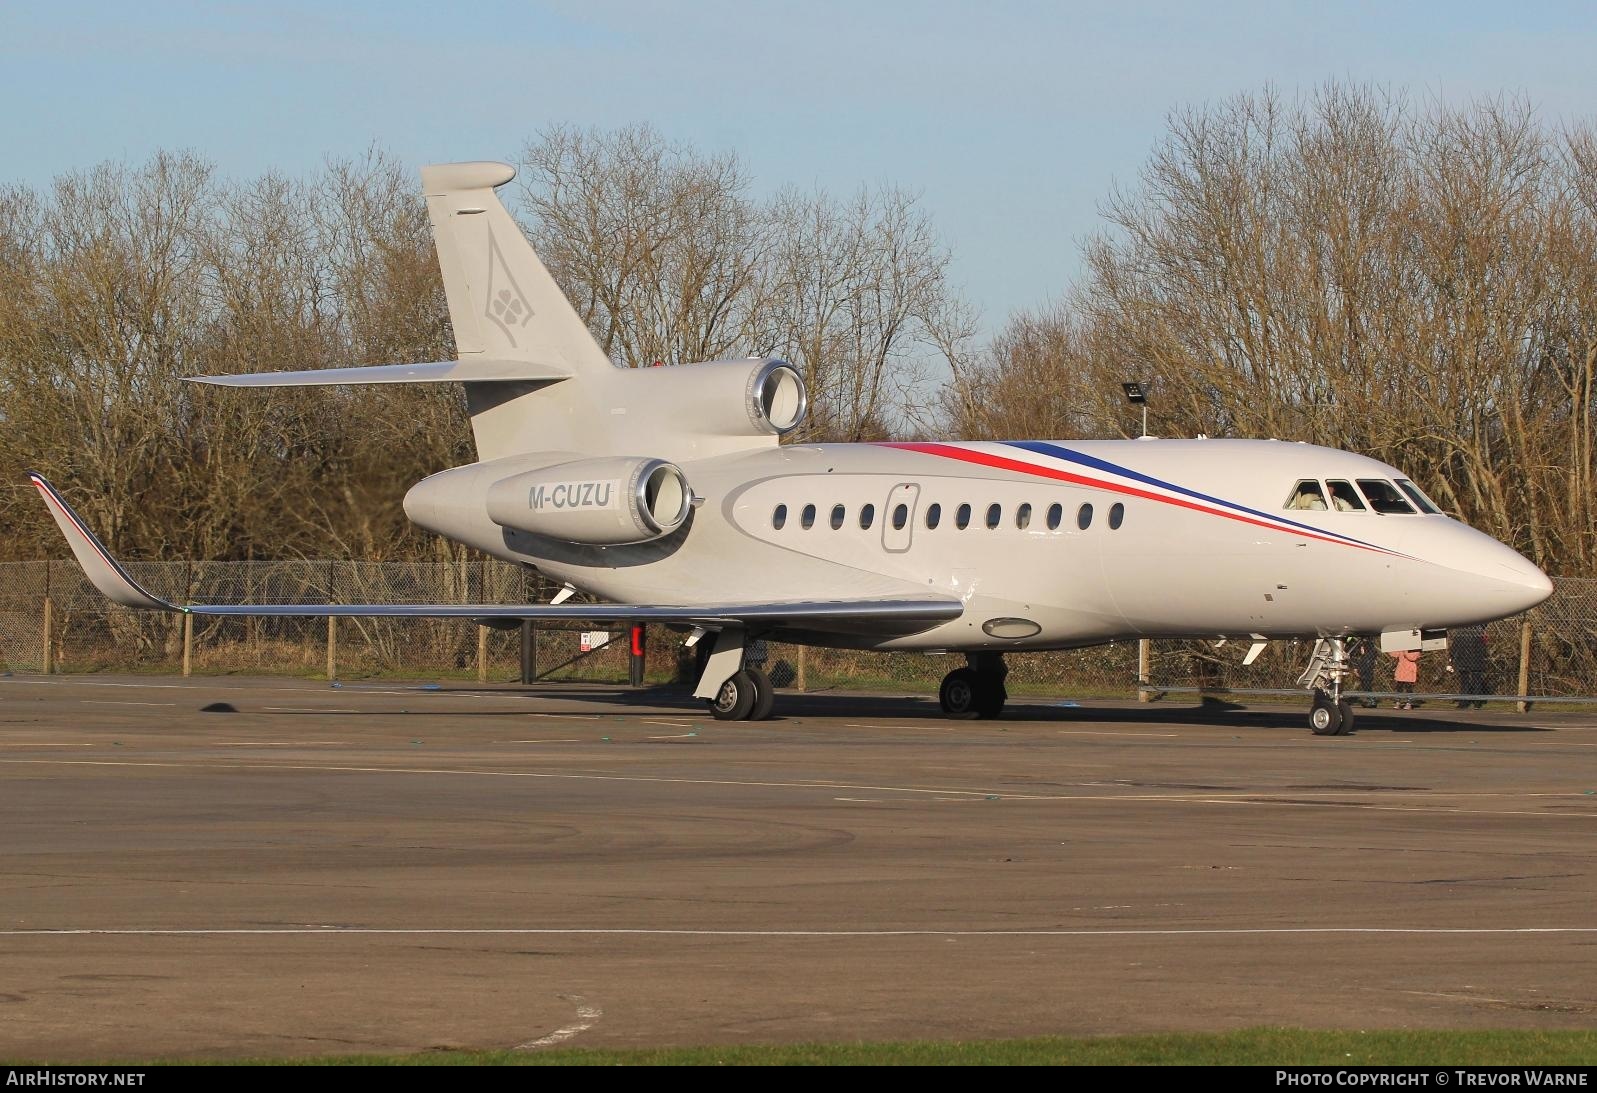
[883,483,920,553]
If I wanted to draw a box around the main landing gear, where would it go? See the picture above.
[708,665,775,721]
[939,652,1008,719]
[694,626,776,721]
[1297,637,1356,736]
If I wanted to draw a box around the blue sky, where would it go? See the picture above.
[6,1,1597,335]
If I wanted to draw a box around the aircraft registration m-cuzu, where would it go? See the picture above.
[32,161,1554,734]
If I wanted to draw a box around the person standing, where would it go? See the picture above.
[1448,624,1490,709]
[1390,649,1421,709]
[1349,637,1378,708]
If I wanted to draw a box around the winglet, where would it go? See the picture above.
[28,474,177,611]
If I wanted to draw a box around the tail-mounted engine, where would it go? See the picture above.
[611,357,808,441]
[485,456,691,545]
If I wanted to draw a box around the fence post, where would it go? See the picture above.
[796,645,807,692]
[1517,618,1532,714]
[477,625,489,684]
[1137,638,1151,702]
[41,595,52,675]
[520,620,535,685]
[182,613,193,677]
[326,615,337,682]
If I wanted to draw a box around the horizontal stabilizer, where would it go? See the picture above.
[30,475,962,638]
[188,358,571,388]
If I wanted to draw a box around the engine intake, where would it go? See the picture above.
[486,456,690,545]
[749,358,807,435]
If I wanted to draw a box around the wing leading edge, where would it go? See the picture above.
[186,358,571,388]
[28,475,962,638]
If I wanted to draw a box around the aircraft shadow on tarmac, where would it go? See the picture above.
[240,683,1555,734]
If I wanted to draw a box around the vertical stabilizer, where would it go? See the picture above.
[420,162,613,375]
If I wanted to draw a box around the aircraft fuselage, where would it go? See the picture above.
[404,437,1552,652]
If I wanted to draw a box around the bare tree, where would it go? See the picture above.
[946,85,1597,574]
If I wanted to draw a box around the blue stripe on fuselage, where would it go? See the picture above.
[1004,440,1387,552]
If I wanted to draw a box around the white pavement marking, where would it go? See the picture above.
[82,700,178,707]
[215,742,349,747]
[4,927,1595,938]
[513,999,602,1050]
[0,743,94,747]
[648,733,698,740]
[263,707,364,714]
[1058,730,1179,738]
[3,679,193,690]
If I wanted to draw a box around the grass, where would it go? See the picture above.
[43,1029,1597,1066]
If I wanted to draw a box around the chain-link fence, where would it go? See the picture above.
[3,561,1597,702]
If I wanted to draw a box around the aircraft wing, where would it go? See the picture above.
[187,358,571,388]
[29,474,962,637]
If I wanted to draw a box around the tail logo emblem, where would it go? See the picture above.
[484,235,533,346]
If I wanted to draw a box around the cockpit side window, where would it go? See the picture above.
[1326,480,1366,512]
[1396,479,1442,514]
[1356,479,1417,514]
[1285,480,1328,510]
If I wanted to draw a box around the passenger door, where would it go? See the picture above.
[882,483,920,553]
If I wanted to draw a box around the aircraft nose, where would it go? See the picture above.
[1449,536,1553,616]
[1495,554,1554,610]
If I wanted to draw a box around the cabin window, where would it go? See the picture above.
[1285,480,1328,510]
[1047,503,1063,530]
[859,503,875,530]
[1396,479,1442,514]
[772,504,787,530]
[1326,480,1366,511]
[830,504,845,530]
[1108,502,1124,529]
[956,503,971,529]
[1016,503,1032,530]
[801,504,817,529]
[1356,479,1416,514]
[925,502,942,529]
[1077,503,1094,530]
[985,503,1002,529]
[892,503,909,530]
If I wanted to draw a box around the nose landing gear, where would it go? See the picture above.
[1298,638,1356,736]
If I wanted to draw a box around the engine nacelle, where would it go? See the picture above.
[610,357,808,441]
[485,456,691,545]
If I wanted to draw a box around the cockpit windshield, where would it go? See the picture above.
[1325,480,1366,512]
[1396,479,1441,514]
[1356,479,1416,514]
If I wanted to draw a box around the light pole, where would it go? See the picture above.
[1121,381,1150,437]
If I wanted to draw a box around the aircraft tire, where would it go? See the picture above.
[1335,698,1356,735]
[708,670,757,721]
[939,668,982,719]
[1309,690,1343,736]
[975,679,1007,720]
[747,666,776,721]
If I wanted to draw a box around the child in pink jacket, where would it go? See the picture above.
[1390,650,1421,709]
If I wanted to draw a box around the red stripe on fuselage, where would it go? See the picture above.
[881,442,1397,556]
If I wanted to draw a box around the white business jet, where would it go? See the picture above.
[31,161,1553,735]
